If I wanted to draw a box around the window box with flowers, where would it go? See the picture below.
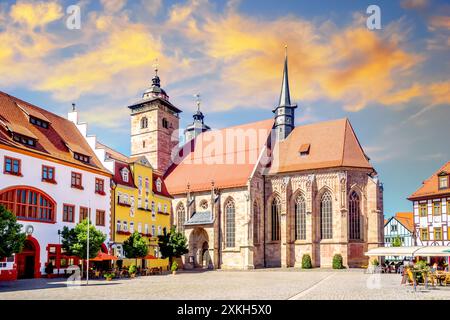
[158,211,170,216]
[117,201,131,207]
[117,230,131,235]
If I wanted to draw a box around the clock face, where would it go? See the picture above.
[26,225,34,235]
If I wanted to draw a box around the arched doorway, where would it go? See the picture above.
[16,236,41,279]
[189,228,210,268]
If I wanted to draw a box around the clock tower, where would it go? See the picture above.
[128,67,182,174]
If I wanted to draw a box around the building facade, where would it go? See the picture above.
[68,109,172,269]
[384,212,415,260]
[160,53,384,269]
[409,161,450,246]
[0,92,111,280]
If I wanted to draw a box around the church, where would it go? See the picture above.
[128,51,384,269]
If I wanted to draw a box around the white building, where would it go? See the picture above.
[409,161,450,247]
[0,92,111,280]
[384,212,415,260]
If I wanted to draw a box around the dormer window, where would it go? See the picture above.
[155,178,162,193]
[121,168,129,182]
[30,116,49,129]
[74,152,89,163]
[438,174,449,190]
[13,133,36,147]
[299,144,310,157]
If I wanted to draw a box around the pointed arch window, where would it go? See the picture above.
[253,201,259,244]
[320,192,333,240]
[225,199,235,247]
[295,195,306,240]
[271,197,281,241]
[140,117,148,129]
[176,203,185,232]
[349,191,362,240]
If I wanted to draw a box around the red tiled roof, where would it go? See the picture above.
[153,173,172,198]
[395,212,414,233]
[269,118,373,174]
[408,161,450,200]
[0,91,109,174]
[164,119,274,195]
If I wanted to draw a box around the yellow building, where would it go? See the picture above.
[109,154,172,270]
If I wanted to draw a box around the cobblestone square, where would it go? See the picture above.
[1,269,450,300]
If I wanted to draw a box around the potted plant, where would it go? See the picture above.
[332,254,345,269]
[129,264,137,278]
[171,261,178,275]
[103,272,115,281]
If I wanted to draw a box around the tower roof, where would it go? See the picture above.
[274,46,297,112]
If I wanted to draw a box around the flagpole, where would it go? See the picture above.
[87,200,90,285]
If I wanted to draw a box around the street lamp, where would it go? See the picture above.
[57,229,62,277]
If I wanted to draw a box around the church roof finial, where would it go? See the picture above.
[72,103,76,111]
[278,45,292,108]
[195,93,201,112]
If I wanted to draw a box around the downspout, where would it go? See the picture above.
[263,175,266,268]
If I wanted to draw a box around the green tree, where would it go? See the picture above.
[301,254,312,269]
[158,226,189,267]
[123,231,149,266]
[61,219,106,259]
[332,254,345,269]
[392,235,402,247]
[0,205,26,259]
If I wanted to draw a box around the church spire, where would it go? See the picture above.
[278,45,291,107]
[273,45,297,141]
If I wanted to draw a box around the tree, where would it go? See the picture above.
[123,231,148,266]
[61,219,106,259]
[158,226,189,267]
[392,235,402,247]
[0,205,26,259]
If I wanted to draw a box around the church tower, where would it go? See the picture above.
[128,66,182,174]
[273,46,297,140]
[184,94,211,143]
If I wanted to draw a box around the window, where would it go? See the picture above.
[123,221,128,232]
[95,178,105,195]
[4,156,21,176]
[138,197,142,208]
[0,187,55,222]
[121,168,129,182]
[13,134,36,147]
[295,195,306,240]
[73,153,89,163]
[156,178,162,192]
[419,203,427,217]
[253,201,259,244]
[225,199,235,247]
[145,224,149,235]
[30,116,49,129]
[158,226,162,235]
[391,224,398,232]
[140,117,148,129]
[271,197,281,241]
[116,220,121,232]
[130,222,134,233]
[96,210,105,226]
[145,198,149,210]
[138,223,142,233]
[63,204,75,222]
[177,203,185,232]
[152,225,156,236]
[41,165,55,183]
[138,176,142,195]
[143,140,146,148]
[298,144,310,157]
[151,201,156,218]
[434,227,442,240]
[433,201,441,216]
[320,192,333,240]
[439,175,449,189]
[420,228,429,241]
[145,177,149,190]
[157,203,162,213]
[349,191,362,240]
[164,204,167,213]
[162,118,168,129]
[71,172,83,189]
[80,207,88,222]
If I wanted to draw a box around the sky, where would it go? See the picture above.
[0,0,449,217]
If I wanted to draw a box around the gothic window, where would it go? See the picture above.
[349,191,362,240]
[225,198,235,247]
[253,201,259,244]
[271,197,281,241]
[176,203,185,232]
[295,195,306,240]
[162,118,168,129]
[320,192,333,240]
[140,117,148,129]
